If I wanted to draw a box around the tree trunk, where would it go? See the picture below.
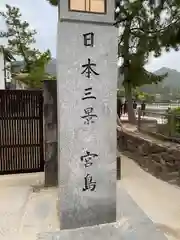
[124,81,136,124]
[122,19,136,124]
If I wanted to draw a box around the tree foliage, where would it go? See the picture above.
[0,45,15,62]
[133,88,155,102]
[16,50,55,88]
[46,0,58,6]
[0,4,53,88]
[46,0,180,122]
[148,0,180,46]
[116,0,180,123]
[117,87,156,102]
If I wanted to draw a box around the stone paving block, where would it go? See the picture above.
[0,187,31,239]
[18,188,59,237]
[37,187,167,240]
[37,219,167,240]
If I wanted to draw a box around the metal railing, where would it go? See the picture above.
[137,109,180,139]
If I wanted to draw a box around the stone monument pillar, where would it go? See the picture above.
[57,0,117,230]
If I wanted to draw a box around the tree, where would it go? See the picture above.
[13,50,56,88]
[0,45,15,62]
[133,88,155,102]
[148,0,180,45]
[116,0,180,123]
[117,88,125,99]
[46,0,58,6]
[46,0,180,123]
[0,4,53,88]
[0,5,37,72]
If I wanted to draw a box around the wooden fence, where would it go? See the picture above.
[0,90,44,174]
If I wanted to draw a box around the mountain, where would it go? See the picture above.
[153,67,180,89]
[139,67,180,94]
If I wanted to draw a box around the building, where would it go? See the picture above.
[0,46,15,89]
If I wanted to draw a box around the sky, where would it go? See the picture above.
[0,0,180,72]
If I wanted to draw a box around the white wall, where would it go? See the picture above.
[5,62,12,84]
[0,52,5,89]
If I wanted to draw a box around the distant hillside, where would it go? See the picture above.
[139,67,180,93]
[154,67,180,89]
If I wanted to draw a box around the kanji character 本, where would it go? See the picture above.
[83,32,94,47]
[81,87,96,100]
[81,58,99,79]
[80,150,98,167]
[82,174,96,191]
[81,107,97,125]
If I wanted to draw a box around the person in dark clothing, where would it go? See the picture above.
[141,101,146,116]
[117,98,122,118]
[119,98,123,116]
[133,100,137,115]
[123,100,128,115]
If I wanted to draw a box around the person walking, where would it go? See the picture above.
[123,100,128,115]
[117,98,122,118]
[120,98,123,116]
[133,100,137,116]
[141,101,146,116]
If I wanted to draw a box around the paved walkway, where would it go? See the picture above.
[0,173,59,240]
[119,155,180,240]
[0,156,180,239]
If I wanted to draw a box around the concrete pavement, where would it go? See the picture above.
[18,188,59,240]
[0,156,180,239]
[0,186,31,238]
[0,173,59,240]
[119,155,180,240]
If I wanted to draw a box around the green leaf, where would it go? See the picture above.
[1,4,54,88]
[46,0,58,6]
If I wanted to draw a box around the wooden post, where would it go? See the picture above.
[116,155,121,180]
[169,113,175,137]
[137,107,141,131]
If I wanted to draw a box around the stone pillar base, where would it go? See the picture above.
[37,188,167,240]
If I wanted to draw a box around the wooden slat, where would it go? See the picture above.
[0,90,44,174]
